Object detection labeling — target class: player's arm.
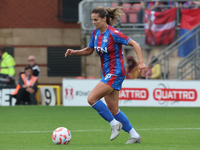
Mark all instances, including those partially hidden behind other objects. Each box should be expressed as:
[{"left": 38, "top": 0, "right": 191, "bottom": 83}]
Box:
[
  {"left": 127, "top": 39, "right": 147, "bottom": 76},
  {"left": 65, "top": 47, "right": 94, "bottom": 57}
]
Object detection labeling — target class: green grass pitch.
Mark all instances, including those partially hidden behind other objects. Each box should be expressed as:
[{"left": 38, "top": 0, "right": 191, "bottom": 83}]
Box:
[{"left": 0, "top": 106, "right": 199, "bottom": 150}]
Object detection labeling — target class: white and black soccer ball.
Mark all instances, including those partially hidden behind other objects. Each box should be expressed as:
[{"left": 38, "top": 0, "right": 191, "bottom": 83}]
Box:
[{"left": 52, "top": 127, "right": 71, "bottom": 145}]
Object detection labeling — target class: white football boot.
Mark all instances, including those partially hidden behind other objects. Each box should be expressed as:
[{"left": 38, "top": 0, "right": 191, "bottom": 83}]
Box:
[
  {"left": 110, "top": 121, "right": 122, "bottom": 140},
  {"left": 126, "top": 135, "right": 142, "bottom": 144}
]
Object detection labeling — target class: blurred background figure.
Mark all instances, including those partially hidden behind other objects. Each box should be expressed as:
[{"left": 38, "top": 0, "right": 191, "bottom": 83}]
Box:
[
  {"left": 20, "top": 55, "right": 41, "bottom": 78},
  {"left": 13, "top": 66, "right": 38, "bottom": 105},
  {"left": 27, "top": 55, "right": 41, "bottom": 78},
  {"left": 0, "top": 47, "right": 16, "bottom": 86},
  {"left": 182, "top": 1, "right": 200, "bottom": 9},
  {"left": 138, "top": 0, "right": 174, "bottom": 27},
  {"left": 146, "top": 65, "right": 152, "bottom": 79},
  {"left": 149, "top": 56, "right": 162, "bottom": 79},
  {"left": 125, "top": 56, "right": 141, "bottom": 79}
]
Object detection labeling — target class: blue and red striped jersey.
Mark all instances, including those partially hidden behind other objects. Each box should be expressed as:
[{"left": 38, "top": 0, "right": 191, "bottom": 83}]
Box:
[{"left": 88, "top": 25, "right": 130, "bottom": 77}]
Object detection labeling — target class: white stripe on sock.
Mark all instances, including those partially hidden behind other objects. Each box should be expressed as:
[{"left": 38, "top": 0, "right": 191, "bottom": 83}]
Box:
[
  {"left": 114, "top": 109, "right": 120, "bottom": 116},
  {"left": 91, "top": 101, "right": 98, "bottom": 107},
  {"left": 109, "top": 119, "right": 118, "bottom": 126},
  {"left": 129, "top": 128, "right": 140, "bottom": 138}
]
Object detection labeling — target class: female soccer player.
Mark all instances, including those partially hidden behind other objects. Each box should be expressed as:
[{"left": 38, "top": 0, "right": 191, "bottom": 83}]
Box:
[{"left": 65, "top": 6, "right": 147, "bottom": 144}]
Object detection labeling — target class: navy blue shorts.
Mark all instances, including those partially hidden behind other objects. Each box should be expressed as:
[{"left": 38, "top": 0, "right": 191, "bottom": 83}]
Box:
[{"left": 100, "top": 74, "right": 125, "bottom": 91}]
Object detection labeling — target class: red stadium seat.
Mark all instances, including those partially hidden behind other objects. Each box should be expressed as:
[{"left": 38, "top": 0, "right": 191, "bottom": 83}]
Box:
[
  {"left": 120, "top": 13, "right": 128, "bottom": 23},
  {"left": 75, "top": 76, "right": 85, "bottom": 79},
  {"left": 130, "top": 3, "right": 141, "bottom": 13},
  {"left": 121, "top": 3, "right": 131, "bottom": 13},
  {"left": 128, "top": 3, "right": 141, "bottom": 23},
  {"left": 86, "top": 76, "right": 96, "bottom": 79},
  {"left": 111, "top": 3, "right": 118, "bottom": 8},
  {"left": 129, "top": 13, "right": 138, "bottom": 23}
]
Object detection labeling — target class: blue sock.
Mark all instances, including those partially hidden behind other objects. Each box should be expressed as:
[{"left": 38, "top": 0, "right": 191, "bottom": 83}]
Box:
[
  {"left": 114, "top": 110, "right": 132, "bottom": 132},
  {"left": 92, "top": 100, "right": 114, "bottom": 122}
]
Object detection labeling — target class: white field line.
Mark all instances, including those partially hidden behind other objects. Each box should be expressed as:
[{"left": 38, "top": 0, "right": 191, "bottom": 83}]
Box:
[{"left": 0, "top": 128, "right": 200, "bottom": 134}]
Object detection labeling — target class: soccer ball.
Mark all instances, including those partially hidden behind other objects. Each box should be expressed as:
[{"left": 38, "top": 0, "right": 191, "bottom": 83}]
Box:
[{"left": 52, "top": 127, "right": 71, "bottom": 145}]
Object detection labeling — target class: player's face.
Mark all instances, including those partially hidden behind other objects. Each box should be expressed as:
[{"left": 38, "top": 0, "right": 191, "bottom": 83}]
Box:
[{"left": 91, "top": 13, "right": 106, "bottom": 30}]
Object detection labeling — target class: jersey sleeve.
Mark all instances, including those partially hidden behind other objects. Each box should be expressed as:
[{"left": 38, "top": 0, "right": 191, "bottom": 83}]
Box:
[
  {"left": 111, "top": 29, "right": 130, "bottom": 45},
  {"left": 88, "top": 29, "right": 96, "bottom": 49},
  {"left": 7, "top": 56, "right": 16, "bottom": 77}
]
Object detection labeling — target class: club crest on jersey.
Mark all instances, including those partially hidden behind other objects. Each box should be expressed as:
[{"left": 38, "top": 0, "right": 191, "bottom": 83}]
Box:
[
  {"left": 103, "top": 36, "right": 108, "bottom": 42},
  {"left": 114, "top": 30, "right": 119, "bottom": 33},
  {"left": 94, "top": 47, "right": 108, "bottom": 53}
]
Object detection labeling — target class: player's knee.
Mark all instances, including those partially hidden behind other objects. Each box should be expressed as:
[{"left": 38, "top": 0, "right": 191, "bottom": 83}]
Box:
[{"left": 87, "top": 95, "right": 95, "bottom": 105}]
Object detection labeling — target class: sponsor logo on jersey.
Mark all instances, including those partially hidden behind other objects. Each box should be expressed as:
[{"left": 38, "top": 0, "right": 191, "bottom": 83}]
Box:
[
  {"left": 119, "top": 88, "right": 149, "bottom": 100},
  {"left": 153, "top": 88, "right": 197, "bottom": 101},
  {"left": 94, "top": 46, "right": 108, "bottom": 53}
]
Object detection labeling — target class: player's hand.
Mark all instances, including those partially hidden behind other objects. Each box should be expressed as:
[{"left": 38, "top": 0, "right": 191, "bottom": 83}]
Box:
[
  {"left": 138, "top": 62, "right": 147, "bottom": 77},
  {"left": 65, "top": 49, "right": 76, "bottom": 57}
]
